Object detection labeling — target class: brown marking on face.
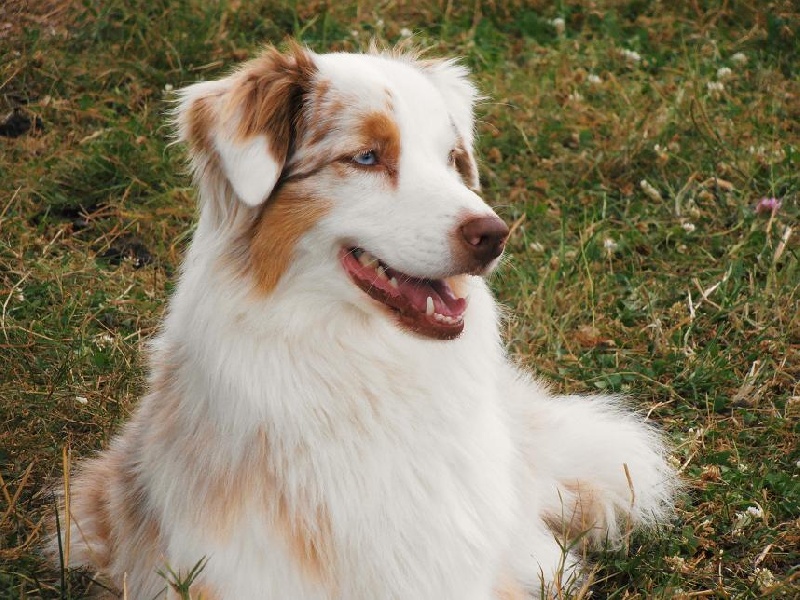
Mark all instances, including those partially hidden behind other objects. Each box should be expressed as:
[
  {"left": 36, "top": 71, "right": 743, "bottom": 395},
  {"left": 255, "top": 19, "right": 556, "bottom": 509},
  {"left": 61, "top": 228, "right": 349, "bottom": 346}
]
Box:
[
  {"left": 452, "top": 139, "right": 479, "bottom": 190},
  {"left": 494, "top": 573, "right": 527, "bottom": 600},
  {"left": 304, "top": 78, "right": 338, "bottom": 147},
  {"left": 248, "top": 186, "right": 331, "bottom": 295},
  {"left": 314, "top": 78, "right": 331, "bottom": 103},
  {"left": 304, "top": 94, "right": 346, "bottom": 149},
  {"left": 542, "top": 480, "right": 601, "bottom": 545},
  {"left": 355, "top": 111, "right": 401, "bottom": 184}
]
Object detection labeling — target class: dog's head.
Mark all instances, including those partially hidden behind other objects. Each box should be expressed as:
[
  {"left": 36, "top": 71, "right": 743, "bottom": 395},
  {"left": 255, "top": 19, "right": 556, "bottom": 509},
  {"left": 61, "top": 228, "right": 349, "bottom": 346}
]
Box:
[{"left": 176, "top": 43, "right": 508, "bottom": 340}]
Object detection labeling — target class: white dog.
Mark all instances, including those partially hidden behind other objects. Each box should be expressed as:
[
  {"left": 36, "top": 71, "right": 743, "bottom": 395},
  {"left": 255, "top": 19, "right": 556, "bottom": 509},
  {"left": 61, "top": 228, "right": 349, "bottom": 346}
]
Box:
[{"left": 52, "top": 43, "right": 677, "bottom": 599}]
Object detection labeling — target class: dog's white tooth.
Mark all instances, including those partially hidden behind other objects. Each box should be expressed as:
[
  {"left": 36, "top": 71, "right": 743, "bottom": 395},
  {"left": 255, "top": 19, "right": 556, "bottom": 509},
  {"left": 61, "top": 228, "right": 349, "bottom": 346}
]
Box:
[
  {"left": 426, "top": 296, "right": 434, "bottom": 316},
  {"left": 376, "top": 265, "right": 388, "bottom": 280},
  {"left": 389, "top": 277, "right": 399, "bottom": 288}
]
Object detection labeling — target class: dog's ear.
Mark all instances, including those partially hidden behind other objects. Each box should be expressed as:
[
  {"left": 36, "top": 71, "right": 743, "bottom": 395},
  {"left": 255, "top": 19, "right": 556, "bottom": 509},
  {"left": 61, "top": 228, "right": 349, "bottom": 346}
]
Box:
[
  {"left": 418, "top": 59, "right": 482, "bottom": 190},
  {"left": 175, "top": 44, "right": 316, "bottom": 208}
]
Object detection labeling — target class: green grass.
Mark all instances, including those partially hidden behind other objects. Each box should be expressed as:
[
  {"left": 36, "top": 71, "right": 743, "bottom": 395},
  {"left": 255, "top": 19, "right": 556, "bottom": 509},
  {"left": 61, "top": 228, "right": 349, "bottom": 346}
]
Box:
[{"left": 1, "top": 0, "right": 798, "bottom": 597}]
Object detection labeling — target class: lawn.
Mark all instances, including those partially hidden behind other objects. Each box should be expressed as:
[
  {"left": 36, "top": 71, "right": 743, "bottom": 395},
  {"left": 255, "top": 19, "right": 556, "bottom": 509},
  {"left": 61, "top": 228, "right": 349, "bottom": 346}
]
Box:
[{"left": 1, "top": 0, "right": 798, "bottom": 597}]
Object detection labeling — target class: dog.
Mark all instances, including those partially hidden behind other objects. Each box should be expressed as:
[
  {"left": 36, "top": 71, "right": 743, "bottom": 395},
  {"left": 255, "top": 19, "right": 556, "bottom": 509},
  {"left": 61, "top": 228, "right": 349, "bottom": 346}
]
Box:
[{"left": 50, "top": 42, "right": 678, "bottom": 599}]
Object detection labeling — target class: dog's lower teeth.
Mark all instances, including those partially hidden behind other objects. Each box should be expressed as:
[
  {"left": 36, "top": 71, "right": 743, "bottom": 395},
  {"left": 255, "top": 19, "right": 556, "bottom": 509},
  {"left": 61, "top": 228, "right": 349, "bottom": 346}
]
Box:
[
  {"left": 432, "top": 313, "right": 456, "bottom": 324},
  {"left": 376, "top": 265, "right": 388, "bottom": 280},
  {"left": 389, "top": 277, "right": 399, "bottom": 288}
]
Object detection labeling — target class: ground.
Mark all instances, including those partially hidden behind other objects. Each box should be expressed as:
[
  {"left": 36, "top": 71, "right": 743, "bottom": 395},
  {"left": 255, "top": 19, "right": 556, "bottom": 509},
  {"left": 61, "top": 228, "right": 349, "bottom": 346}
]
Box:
[{"left": 1, "top": 0, "right": 798, "bottom": 597}]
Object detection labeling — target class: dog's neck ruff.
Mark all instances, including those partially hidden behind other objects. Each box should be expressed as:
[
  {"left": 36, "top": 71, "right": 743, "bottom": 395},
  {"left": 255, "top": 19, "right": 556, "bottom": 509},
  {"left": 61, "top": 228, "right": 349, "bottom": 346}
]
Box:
[{"left": 340, "top": 247, "right": 467, "bottom": 340}]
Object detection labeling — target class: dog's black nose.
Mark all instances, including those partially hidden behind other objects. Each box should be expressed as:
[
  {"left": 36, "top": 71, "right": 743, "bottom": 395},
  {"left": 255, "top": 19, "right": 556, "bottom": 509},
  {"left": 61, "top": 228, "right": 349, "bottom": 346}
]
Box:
[{"left": 460, "top": 215, "right": 509, "bottom": 263}]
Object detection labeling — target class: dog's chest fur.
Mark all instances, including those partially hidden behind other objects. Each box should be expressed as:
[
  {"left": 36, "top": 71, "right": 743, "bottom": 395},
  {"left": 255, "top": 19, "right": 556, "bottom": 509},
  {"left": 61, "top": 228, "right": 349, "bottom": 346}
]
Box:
[{"left": 136, "top": 270, "right": 516, "bottom": 599}]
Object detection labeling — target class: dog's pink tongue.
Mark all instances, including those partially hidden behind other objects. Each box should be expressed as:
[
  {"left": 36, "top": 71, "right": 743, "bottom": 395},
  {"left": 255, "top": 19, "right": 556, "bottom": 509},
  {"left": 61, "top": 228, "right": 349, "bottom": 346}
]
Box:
[{"left": 395, "top": 276, "right": 466, "bottom": 317}]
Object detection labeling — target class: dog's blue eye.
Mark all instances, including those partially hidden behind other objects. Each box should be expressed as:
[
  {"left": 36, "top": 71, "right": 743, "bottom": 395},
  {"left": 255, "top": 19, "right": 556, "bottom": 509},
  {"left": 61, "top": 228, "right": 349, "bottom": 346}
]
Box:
[{"left": 353, "top": 150, "right": 378, "bottom": 166}]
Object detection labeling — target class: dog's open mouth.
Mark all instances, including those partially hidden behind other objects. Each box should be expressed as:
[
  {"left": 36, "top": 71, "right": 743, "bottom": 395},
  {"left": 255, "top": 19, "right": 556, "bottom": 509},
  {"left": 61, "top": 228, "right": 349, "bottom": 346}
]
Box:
[{"left": 341, "top": 248, "right": 467, "bottom": 340}]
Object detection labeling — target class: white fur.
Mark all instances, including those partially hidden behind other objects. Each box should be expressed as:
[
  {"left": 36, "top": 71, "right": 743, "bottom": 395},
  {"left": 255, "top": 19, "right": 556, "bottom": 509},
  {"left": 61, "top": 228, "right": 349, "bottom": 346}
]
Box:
[
  {"left": 215, "top": 133, "right": 281, "bottom": 206},
  {"left": 56, "top": 47, "right": 678, "bottom": 599}
]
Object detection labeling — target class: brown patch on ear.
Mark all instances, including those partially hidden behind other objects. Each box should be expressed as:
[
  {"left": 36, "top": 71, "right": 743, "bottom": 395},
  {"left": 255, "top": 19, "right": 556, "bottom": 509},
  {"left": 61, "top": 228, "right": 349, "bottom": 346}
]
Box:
[
  {"left": 248, "top": 187, "right": 330, "bottom": 295},
  {"left": 228, "top": 43, "right": 317, "bottom": 167},
  {"left": 185, "top": 96, "right": 216, "bottom": 157},
  {"left": 357, "top": 111, "right": 401, "bottom": 183}
]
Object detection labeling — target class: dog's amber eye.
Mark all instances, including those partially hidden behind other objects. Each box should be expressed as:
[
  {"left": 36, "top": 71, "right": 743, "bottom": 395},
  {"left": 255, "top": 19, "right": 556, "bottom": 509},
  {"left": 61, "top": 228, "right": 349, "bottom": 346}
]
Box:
[{"left": 353, "top": 150, "right": 379, "bottom": 166}]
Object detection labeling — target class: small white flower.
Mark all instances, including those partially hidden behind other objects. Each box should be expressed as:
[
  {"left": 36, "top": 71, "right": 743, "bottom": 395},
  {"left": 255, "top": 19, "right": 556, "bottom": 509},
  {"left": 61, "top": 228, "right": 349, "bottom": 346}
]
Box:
[
  {"left": 732, "top": 511, "right": 751, "bottom": 533},
  {"left": 75, "top": 396, "right": 88, "bottom": 405},
  {"left": 640, "top": 179, "right": 662, "bottom": 202},
  {"left": 796, "top": 459, "right": 800, "bottom": 469},
  {"left": 682, "top": 222, "right": 696, "bottom": 233},
  {"left": 707, "top": 81, "right": 724, "bottom": 95},
  {"left": 620, "top": 49, "right": 642, "bottom": 64},
  {"left": 567, "top": 92, "right": 583, "bottom": 103},
  {"left": 751, "top": 567, "right": 776, "bottom": 590},
  {"left": 399, "top": 27, "right": 412, "bottom": 38},
  {"left": 587, "top": 74, "right": 602, "bottom": 85},
  {"left": 529, "top": 242, "right": 545, "bottom": 253},
  {"left": 731, "top": 52, "right": 747, "bottom": 66},
  {"left": 350, "top": 29, "right": 359, "bottom": 38},
  {"left": 603, "top": 238, "right": 619, "bottom": 253},
  {"left": 746, "top": 505, "right": 763, "bottom": 518},
  {"left": 550, "top": 17, "right": 565, "bottom": 35},
  {"left": 15, "top": 291, "right": 24, "bottom": 302},
  {"left": 376, "top": 18, "right": 384, "bottom": 28},
  {"left": 164, "top": 83, "right": 173, "bottom": 92},
  {"left": 717, "top": 66, "right": 732, "bottom": 79}
]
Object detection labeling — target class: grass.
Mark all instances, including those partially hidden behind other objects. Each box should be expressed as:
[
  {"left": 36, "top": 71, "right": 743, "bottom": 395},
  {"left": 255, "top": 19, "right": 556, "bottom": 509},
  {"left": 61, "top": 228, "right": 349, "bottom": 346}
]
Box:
[{"left": 1, "top": 0, "right": 798, "bottom": 597}]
